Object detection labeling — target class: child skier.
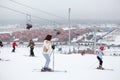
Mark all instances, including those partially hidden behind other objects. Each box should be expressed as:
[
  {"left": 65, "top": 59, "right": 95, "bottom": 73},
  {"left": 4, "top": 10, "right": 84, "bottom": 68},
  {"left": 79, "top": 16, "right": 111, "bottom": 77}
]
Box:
[
  {"left": 96, "top": 45, "right": 104, "bottom": 70},
  {"left": 41, "top": 35, "right": 52, "bottom": 72}
]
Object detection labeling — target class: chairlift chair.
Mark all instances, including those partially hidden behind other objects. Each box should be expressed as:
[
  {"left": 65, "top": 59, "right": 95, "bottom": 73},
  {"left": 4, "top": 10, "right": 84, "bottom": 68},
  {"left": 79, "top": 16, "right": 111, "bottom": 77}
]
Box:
[{"left": 26, "top": 14, "right": 32, "bottom": 30}]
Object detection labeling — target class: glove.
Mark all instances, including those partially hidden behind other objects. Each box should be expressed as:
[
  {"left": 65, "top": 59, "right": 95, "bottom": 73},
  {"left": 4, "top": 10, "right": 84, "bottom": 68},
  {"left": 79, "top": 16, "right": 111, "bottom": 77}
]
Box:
[{"left": 51, "top": 45, "right": 55, "bottom": 50}]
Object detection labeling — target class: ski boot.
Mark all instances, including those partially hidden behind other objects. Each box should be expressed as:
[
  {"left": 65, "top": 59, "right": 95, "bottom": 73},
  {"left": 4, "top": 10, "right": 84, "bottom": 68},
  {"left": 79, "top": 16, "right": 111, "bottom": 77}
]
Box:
[
  {"left": 46, "top": 67, "right": 52, "bottom": 71},
  {"left": 97, "top": 66, "right": 104, "bottom": 70},
  {"left": 41, "top": 67, "right": 52, "bottom": 72},
  {"left": 41, "top": 67, "right": 47, "bottom": 72}
]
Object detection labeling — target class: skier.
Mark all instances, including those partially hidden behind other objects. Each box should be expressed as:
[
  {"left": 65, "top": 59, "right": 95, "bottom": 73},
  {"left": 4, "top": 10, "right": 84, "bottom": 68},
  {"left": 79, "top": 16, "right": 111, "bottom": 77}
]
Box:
[
  {"left": 12, "top": 41, "right": 17, "bottom": 52},
  {"left": 96, "top": 45, "right": 104, "bottom": 70},
  {"left": 0, "top": 40, "right": 3, "bottom": 47},
  {"left": 41, "top": 35, "right": 52, "bottom": 72},
  {"left": 0, "top": 40, "right": 3, "bottom": 60},
  {"left": 27, "top": 39, "right": 35, "bottom": 56}
]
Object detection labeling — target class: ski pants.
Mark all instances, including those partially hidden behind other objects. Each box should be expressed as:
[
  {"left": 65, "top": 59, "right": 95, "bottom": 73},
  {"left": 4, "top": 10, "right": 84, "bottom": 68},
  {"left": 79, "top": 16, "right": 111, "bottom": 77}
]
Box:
[
  {"left": 43, "top": 54, "right": 50, "bottom": 68},
  {"left": 12, "top": 46, "right": 15, "bottom": 52},
  {"left": 30, "top": 47, "right": 34, "bottom": 56},
  {"left": 97, "top": 56, "right": 103, "bottom": 66}
]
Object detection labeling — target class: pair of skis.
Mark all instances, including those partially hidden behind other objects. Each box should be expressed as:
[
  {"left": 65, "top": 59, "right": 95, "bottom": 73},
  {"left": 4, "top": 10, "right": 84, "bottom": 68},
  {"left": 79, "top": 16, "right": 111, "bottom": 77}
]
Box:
[
  {"left": 96, "top": 67, "right": 114, "bottom": 71},
  {"left": 33, "top": 69, "right": 67, "bottom": 72}
]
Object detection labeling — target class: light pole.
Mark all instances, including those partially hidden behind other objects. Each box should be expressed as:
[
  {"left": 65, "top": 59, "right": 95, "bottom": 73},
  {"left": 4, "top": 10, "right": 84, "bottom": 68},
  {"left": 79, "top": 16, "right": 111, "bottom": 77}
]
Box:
[
  {"left": 94, "top": 26, "right": 97, "bottom": 54},
  {"left": 68, "top": 8, "right": 71, "bottom": 54}
]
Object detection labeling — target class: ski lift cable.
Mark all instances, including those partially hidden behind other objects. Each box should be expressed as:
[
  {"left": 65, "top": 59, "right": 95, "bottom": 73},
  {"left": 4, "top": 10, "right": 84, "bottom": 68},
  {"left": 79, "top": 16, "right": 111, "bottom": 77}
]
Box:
[
  {"left": 0, "top": 5, "right": 59, "bottom": 24},
  {"left": 0, "top": 5, "right": 26, "bottom": 16},
  {"left": 9, "top": 0, "right": 67, "bottom": 20}
]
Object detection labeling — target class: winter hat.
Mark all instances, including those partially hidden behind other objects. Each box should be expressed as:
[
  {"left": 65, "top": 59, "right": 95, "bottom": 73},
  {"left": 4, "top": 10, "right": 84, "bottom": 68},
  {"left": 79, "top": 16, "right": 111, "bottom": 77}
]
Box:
[{"left": 100, "top": 46, "right": 104, "bottom": 50}]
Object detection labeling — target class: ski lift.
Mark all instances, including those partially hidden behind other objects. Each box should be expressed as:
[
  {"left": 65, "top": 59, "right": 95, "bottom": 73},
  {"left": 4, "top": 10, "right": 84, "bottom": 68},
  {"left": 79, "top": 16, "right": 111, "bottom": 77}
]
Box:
[
  {"left": 56, "top": 31, "right": 61, "bottom": 35},
  {"left": 26, "top": 14, "right": 32, "bottom": 30},
  {"left": 26, "top": 23, "right": 32, "bottom": 30},
  {"left": 54, "top": 29, "right": 61, "bottom": 35}
]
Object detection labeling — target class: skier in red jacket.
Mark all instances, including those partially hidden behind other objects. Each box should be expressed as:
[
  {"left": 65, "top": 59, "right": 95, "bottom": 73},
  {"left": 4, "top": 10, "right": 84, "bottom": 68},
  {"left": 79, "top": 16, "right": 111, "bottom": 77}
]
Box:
[{"left": 12, "top": 41, "right": 17, "bottom": 52}]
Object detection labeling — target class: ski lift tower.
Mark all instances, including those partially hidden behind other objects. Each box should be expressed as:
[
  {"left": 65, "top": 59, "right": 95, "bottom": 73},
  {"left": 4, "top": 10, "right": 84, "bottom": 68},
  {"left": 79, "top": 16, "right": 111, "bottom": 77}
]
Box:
[{"left": 68, "top": 8, "right": 71, "bottom": 54}]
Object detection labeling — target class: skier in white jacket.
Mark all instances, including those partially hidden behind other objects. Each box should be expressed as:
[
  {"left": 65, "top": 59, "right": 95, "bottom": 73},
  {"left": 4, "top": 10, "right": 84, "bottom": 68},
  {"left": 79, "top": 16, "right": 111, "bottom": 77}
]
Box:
[{"left": 41, "top": 35, "right": 52, "bottom": 71}]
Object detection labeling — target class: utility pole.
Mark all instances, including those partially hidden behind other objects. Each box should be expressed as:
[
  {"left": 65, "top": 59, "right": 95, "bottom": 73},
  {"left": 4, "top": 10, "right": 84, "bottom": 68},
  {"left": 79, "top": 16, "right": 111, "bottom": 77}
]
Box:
[
  {"left": 94, "top": 26, "right": 97, "bottom": 54},
  {"left": 68, "top": 8, "right": 71, "bottom": 54}
]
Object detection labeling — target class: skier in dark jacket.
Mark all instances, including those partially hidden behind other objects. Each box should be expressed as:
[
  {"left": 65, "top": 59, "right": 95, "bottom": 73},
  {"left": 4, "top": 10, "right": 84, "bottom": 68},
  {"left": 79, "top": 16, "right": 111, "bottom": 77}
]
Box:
[
  {"left": 0, "top": 40, "right": 3, "bottom": 60},
  {"left": 27, "top": 39, "right": 35, "bottom": 56},
  {"left": 0, "top": 40, "right": 3, "bottom": 47}
]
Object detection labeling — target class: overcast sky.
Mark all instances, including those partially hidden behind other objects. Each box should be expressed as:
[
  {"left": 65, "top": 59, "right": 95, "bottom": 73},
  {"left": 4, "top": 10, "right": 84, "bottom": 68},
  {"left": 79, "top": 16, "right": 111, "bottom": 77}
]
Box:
[{"left": 0, "top": 0, "right": 120, "bottom": 24}]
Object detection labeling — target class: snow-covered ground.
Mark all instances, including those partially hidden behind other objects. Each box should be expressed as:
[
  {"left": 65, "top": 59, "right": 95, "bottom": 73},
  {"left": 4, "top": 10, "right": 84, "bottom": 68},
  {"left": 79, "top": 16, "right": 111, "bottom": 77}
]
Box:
[{"left": 0, "top": 47, "right": 120, "bottom": 80}]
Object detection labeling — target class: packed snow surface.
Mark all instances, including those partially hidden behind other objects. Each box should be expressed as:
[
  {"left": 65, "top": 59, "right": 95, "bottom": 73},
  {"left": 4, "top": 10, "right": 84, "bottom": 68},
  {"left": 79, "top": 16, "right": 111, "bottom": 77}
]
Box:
[{"left": 0, "top": 47, "right": 120, "bottom": 80}]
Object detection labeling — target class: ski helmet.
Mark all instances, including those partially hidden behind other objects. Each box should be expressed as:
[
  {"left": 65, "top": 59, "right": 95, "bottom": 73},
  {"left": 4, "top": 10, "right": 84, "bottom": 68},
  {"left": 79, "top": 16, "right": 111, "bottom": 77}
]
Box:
[{"left": 100, "top": 46, "right": 104, "bottom": 50}]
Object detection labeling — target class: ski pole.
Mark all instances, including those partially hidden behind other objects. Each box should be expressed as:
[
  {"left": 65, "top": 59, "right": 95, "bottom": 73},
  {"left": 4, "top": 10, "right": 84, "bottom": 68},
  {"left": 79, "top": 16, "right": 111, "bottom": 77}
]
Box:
[
  {"left": 52, "top": 50, "right": 54, "bottom": 71},
  {"left": 50, "top": 50, "right": 54, "bottom": 57},
  {"left": 49, "top": 49, "right": 55, "bottom": 71},
  {"left": 88, "top": 61, "right": 98, "bottom": 69},
  {"left": 27, "top": 47, "right": 30, "bottom": 55}
]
